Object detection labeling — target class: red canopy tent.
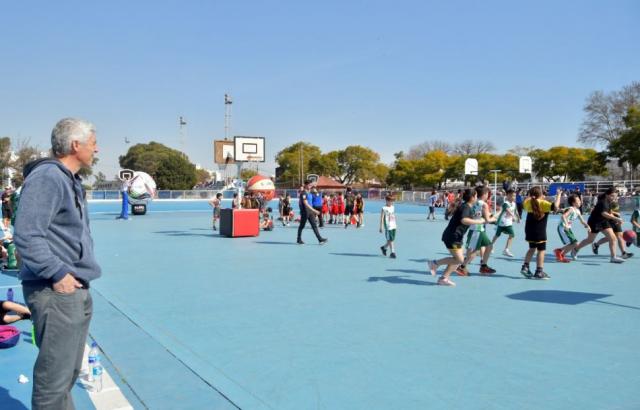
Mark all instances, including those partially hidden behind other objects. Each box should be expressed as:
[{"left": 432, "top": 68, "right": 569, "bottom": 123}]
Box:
[{"left": 315, "top": 176, "right": 345, "bottom": 191}]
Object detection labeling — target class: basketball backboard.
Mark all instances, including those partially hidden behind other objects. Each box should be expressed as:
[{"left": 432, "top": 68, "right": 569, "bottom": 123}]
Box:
[
  {"left": 464, "top": 158, "right": 478, "bottom": 175},
  {"left": 234, "top": 136, "right": 265, "bottom": 162},
  {"left": 118, "top": 169, "right": 135, "bottom": 181},
  {"left": 214, "top": 140, "right": 236, "bottom": 165}
]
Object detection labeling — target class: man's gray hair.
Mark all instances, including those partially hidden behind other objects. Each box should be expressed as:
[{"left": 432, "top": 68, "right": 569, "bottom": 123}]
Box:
[{"left": 51, "top": 118, "right": 96, "bottom": 157}]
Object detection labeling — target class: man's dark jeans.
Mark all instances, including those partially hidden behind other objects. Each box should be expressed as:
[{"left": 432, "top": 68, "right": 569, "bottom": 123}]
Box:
[{"left": 297, "top": 212, "right": 323, "bottom": 242}]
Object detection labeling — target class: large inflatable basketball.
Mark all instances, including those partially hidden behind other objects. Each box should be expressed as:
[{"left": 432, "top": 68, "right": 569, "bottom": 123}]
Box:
[
  {"left": 128, "top": 171, "right": 156, "bottom": 200},
  {"left": 246, "top": 175, "right": 275, "bottom": 201}
]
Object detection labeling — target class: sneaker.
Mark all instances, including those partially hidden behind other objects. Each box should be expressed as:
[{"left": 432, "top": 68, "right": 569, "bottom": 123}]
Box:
[
  {"left": 380, "top": 246, "right": 387, "bottom": 256},
  {"left": 297, "top": 240, "right": 305, "bottom": 245},
  {"left": 437, "top": 276, "right": 456, "bottom": 287},
  {"left": 502, "top": 249, "right": 514, "bottom": 257},
  {"left": 319, "top": 238, "right": 328, "bottom": 245},
  {"left": 533, "top": 271, "right": 550, "bottom": 280},
  {"left": 428, "top": 260, "right": 438, "bottom": 276},
  {"left": 390, "top": 252, "right": 396, "bottom": 259},
  {"left": 479, "top": 265, "right": 496, "bottom": 275},
  {"left": 520, "top": 265, "right": 533, "bottom": 279},
  {"left": 553, "top": 248, "right": 564, "bottom": 262},
  {"left": 455, "top": 265, "right": 469, "bottom": 276},
  {"left": 213, "top": 227, "right": 217, "bottom": 231},
  {"left": 622, "top": 252, "right": 633, "bottom": 259},
  {"left": 570, "top": 249, "right": 578, "bottom": 260},
  {"left": 610, "top": 256, "right": 625, "bottom": 263},
  {"left": 592, "top": 243, "right": 599, "bottom": 255}
]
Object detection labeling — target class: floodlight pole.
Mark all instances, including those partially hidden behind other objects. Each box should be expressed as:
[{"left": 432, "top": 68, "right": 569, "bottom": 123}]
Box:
[
  {"left": 490, "top": 169, "right": 501, "bottom": 215},
  {"left": 179, "top": 116, "right": 187, "bottom": 156}
]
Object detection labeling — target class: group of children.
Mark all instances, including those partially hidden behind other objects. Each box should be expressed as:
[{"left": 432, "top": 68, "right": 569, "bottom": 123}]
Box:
[
  {"left": 207, "top": 185, "right": 639, "bottom": 288},
  {"left": 429, "top": 186, "right": 638, "bottom": 286},
  {"left": 277, "top": 188, "right": 366, "bottom": 228}
]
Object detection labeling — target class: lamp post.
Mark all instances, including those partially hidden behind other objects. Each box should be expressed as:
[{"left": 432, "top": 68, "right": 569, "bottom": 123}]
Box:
[{"left": 489, "top": 169, "right": 501, "bottom": 215}]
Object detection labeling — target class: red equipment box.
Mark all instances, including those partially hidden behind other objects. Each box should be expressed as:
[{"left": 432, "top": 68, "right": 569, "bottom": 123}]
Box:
[{"left": 220, "top": 208, "right": 260, "bottom": 237}]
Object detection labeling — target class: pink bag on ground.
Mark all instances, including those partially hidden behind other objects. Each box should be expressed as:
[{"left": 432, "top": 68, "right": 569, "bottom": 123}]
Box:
[{"left": 0, "top": 325, "right": 20, "bottom": 348}]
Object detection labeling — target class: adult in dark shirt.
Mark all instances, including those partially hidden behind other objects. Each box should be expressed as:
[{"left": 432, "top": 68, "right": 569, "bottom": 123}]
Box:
[
  {"left": 297, "top": 180, "right": 327, "bottom": 245},
  {"left": 573, "top": 188, "right": 625, "bottom": 263},
  {"left": 344, "top": 187, "right": 356, "bottom": 229},
  {"left": 311, "top": 187, "right": 324, "bottom": 228},
  {"left": 515, "top": 188, "right": 524, "bottom": 219}
]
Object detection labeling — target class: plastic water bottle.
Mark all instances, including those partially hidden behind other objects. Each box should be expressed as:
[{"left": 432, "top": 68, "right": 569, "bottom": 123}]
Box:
[
  {"left": 88, "top": 342, "right": 103, "bottom": 391},
  {"left": 6, "top": 288, "right": 13, "bottom": 302}
]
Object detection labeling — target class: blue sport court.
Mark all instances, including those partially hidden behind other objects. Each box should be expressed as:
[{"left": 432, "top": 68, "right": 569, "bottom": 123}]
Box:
[{"left": 2, "top": 200, "right": 639, "bottom": 409}]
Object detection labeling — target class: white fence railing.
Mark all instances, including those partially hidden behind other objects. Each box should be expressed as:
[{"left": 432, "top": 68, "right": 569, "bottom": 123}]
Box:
[{"left": 88, "top": 179, "right": 640, "bottom": 211}]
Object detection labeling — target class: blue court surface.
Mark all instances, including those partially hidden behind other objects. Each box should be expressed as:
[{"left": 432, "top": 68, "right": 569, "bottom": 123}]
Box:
[{"left": 2, "top": 200, "right": 639, "bottom": 409}]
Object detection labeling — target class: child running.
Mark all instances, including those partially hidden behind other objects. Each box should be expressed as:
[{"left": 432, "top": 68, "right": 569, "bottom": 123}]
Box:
[
  {"left": 208, "top": 192, "right": 222, "bottom": 230},
  {"left": 554, "top": 194, "right": 590, "bottom": 262},
  {"left": 520, "top": 187, "right": 562, "bottom": 279},
  {"left": 457, "top": 186, "right": 497, "bottom": 276},
  {"left": 491, "top": 188, "right": 520, "bottom": 257},
  {"left": 573, "top": 188, "right": 626, "bottom": 263},
  {"left": 379, "top": 195, "right": 397, "bottom": 258},
  {"left": 591, "top": 199, "right": 634, "bottom": 259},
  {"left": 429, "top": 188, "right": 486, "bottom": 286}
]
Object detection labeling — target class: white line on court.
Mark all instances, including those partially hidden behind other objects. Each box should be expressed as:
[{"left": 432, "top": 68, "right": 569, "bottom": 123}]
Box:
[{"left": 79, "top": 344, "right": 134, "bottom": 410}]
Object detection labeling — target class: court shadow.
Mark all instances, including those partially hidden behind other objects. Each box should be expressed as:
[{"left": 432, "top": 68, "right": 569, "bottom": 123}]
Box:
[
  {"left": 153, "top": 230, "right": 225, "bottom": 238},
  {"left": 368, "top": 275, "right": 436, "bottom": 286},
  {"left": 506, "top": 290, "right": 640, "bottom": 310},
  {"left": 254, "top": 241, "right": 298, "bottom": 246},
  {"left": 0, "top": 386, "right": 27, "bottom": 410},
  {"left": 386, "top": 268, "right": 428, "bottom": 275},
  {"left": 22, "top": 330, "right": 34, "bottom": 344},
  {"left": 478, "top": 273, "right": 524, "bottom": 280},
  {"left": 330, "top": 253, "right": 381, "bottom": 258}
]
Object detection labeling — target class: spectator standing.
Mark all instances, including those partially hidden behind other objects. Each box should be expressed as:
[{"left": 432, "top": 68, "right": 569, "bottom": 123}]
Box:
[{"left": 15, "top": 118, "right": 101, "bottom": 409}]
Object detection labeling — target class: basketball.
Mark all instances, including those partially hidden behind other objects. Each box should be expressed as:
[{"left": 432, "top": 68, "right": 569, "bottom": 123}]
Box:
[
  {"left": 246, "top": 175, "right": 275, "bottom": 201},
  {"left": 622, "top": 230, "right": 636, "bottom": 244}
]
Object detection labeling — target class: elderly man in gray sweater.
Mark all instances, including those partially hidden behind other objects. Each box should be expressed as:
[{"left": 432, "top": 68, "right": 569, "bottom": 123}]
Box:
[{"left": 15, "top": 117, "right": 101, "bottom": 410}]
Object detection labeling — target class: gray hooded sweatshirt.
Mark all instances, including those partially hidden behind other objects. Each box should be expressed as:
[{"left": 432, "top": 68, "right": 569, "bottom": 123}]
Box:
[{"left": 14, "top": 158, "right": 101, "bottom": 286}]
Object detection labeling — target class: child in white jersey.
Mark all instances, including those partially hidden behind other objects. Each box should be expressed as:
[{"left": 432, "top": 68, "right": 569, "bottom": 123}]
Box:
[
  {"left": 208, "top": 192, "right": 222, "bottom": 230},
  {"left": 491, "top": 189, "right": 520, "bottom": 257},
  {"left": 379, "top": 195, "right": 397, "bottom": 258},
  {"left": 456, "top": 186, "right": 497, "bottom": 276},
  {"left": 554, "top": 194, "right": 590, "bottom": 262}
]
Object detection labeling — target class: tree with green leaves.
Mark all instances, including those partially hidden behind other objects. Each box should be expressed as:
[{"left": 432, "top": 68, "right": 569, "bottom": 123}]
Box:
[
  {"left": 274, "top": 142, "right": 322, "bottom": 186},
  {"left": 240, "top": 168, "right": 258, "bottom": 180},
  {"left": 607, "top": 106, "right": 640, "bottom": 179},
  {"left": 119, "top": 142, "right": 196, "bottom": 189},
  {"left": 328, "top": 145, "right": 381, "bottom": 185},
  {"left": 195, "top": 168, "right": 212, "bottom": 185},
  {"left": 92, "top": 171, "right": 107, "bottom": 189},
  {"left": 530, "top": 146, "right": 607, "bottom": 182},
  {"left": 10, "top": 139, "right": 42, "bottom": 187}
]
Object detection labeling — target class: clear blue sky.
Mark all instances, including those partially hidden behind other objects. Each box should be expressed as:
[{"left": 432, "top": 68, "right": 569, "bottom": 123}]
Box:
[{"left": 1, "top": 0, "right": 638, "bottom": 180}]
